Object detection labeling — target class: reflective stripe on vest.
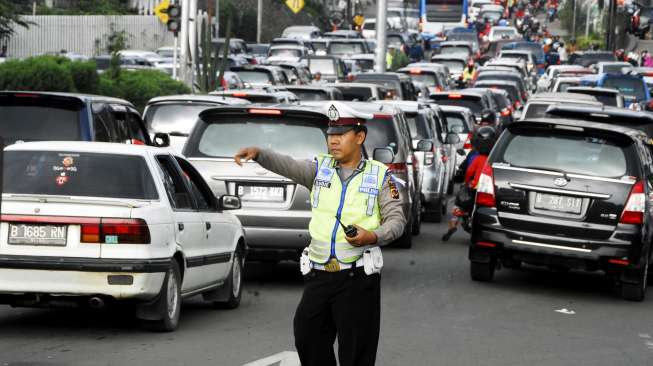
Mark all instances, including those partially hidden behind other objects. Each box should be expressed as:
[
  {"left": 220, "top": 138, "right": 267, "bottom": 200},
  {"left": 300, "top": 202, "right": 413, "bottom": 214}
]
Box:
[{"left": 308, "top": 154, "right": 388, "bottom": 264}]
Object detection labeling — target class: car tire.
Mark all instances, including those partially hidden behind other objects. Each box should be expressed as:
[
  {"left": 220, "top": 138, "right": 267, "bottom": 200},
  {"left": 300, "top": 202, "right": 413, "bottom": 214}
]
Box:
[
  {"left": 426, "top": 199, "right": 443, "bottom": 223},
  {"left": 214, "top": 249, "right": 243, "bottom": 309},
  {"left": 411, "top": 199, "right": 422, "bottom": 235},
  {"left": 621, "top": 255, "right": 648, "bottom": 302},
  {"left": 144, "top": 261, "right": 182, "bottom": 332},
  {"left": 447, "top": 180, "right": 455, "bottom": 195},
  {"left": 470, "top": 261, "right": 495, "bottom": 282}
]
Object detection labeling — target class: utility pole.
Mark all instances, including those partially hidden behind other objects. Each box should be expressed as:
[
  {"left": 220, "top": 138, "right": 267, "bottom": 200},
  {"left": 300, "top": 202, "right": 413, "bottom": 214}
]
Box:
[
  {"left": 346, "top": 0, "right": 352, "bottom": 29},
  {"left": 375, "top": 0, "right": 387, "bottom": 72},
  {"left": 257, "top": 0, "right": 262, "bottom": 43},
  {"left": 607, "top": 0, "right": 617, "bottom": 51}
]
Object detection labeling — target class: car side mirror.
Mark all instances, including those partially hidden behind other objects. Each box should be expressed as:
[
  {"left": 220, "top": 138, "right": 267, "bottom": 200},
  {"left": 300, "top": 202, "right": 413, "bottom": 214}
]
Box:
[
  {"left": 153, "top": 132, "right": 170, "bottom": 147},
  {"left": 373, "top": 147, "right": 395, "bottom": 164},
  {"left": 416, "top": 139, "right": 433, "bottom": 152},
  {"left": 218, "top": 195, "right": 241, "bottom": 210},
  {"left": 445, "top": 133, "right": 461, "bottom": 144}
]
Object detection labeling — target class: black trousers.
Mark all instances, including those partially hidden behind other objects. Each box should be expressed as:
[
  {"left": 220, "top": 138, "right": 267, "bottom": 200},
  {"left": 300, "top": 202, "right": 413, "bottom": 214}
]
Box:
[{"left": 294, "top": 267, "right": 381, "bottom": 366}]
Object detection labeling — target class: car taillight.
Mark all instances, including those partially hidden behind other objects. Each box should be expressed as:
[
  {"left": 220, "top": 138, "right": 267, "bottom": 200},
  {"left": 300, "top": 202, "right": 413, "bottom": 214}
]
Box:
[
  {"left": 620, "top": 181, "right": 645, "bottom": 225},
  {"left": 387, "top": 163, "right": 408, "bottom": 174},
  {"left": 81, "top": 218, "right": 150, "bottom": 244},
  {"left": 500, "top": 108, "right": 511, "bottom": 117},
  {"left": 463, "top": 133, "right": 472, "bottom": 150},
  {"left": 475, "top": 163, "right": 496, "bottom": 207},
  {"left": 221, "top": 77, "right": 228, "bottom": 89}
]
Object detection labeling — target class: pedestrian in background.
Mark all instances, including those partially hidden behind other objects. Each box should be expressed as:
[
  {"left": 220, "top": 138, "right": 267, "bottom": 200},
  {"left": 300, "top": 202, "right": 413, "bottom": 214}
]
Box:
[{"left": 233, "top": 102, "right": 407, "bottom": 366}]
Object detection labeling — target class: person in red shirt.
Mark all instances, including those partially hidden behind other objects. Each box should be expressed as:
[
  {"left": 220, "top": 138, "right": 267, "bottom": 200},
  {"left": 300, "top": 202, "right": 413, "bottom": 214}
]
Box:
[{"left": 442, "top": 123, "right": 497, "bottom": 241}]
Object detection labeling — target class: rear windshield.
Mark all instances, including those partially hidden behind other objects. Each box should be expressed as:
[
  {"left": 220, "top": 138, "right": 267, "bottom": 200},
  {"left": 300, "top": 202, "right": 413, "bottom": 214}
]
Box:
[
  {"left": 0, "top": 97, "right": 82, "bottom": 144},
  {"left": 336, "top": 86, "right": 374, "bottom": 101},
  {"left": 306, "top": 59, "right": 336, "bottom": 75},
  {"left": 354, "top": 78, "right": 400, "bottom": 96},
  {"left": 406, "top": 73, "right": 437, "bottom": 86},
  {"left": 434, "top": 60, "right": 464, "bottom": 72},
  {"left": 440, "top": 46, "right": 471, "bottom": 57},
  {"left": 555, "top": 81, "right": 579, "bottom": 92},
  {"left": 365, "top": 118, "right": 400, "bottom": 156},
  {"left": 500, "top": 53, "right": 530, "bottom": 62},
  {"left": 288, "top": 90, "right": 329, "bottom": 101},
  {"left": 508, "top": 44, "right": 544, "bottom": 62},
  {"left": 431, "top": 96, "right": 483, "bottom": 115},
  {"left": 329, "top": 42, "right": 366, "bottom": 55},
  {"left": 406, "top": 113, "right": 432, "bottom": 140},
  {"left": 602, "top": 77, "right": 647, "bottom": 101},
  {"left": 602, "top": 64, "right": 630, "bottom": 74},
  {"left": 479, "top": 10, "right": 502, "bottom": 21},
  {"left": 269, "top": 48, "right": 301, "bottom": 58},
  {"left": 477, "top": 83, "right": 519, "bottom": 102},
  {"left": 492, "top": 28, "right": 517, "bottom": 38},
  {"left": 226, "top": 94, "right": 277, "bottom": 103},
  {"left": 235, "top": 71, "right": 273, "bottom": 84},
  {"left": 310, "top": 42, "right": 328, "bottom": 52},
  {"left": 444, "top": 112, "right": 470, "bottom": 133},
  {"left": 387, "top": 35, "right": 404, "bottom": 48},
  {"left": 187, "top": 117, "right": 327, "bottom": 159},
  {"left": 495, "top": 128, "right": 634, "bottom": 178},
  {"left": 4, "top": 151, "right": 158, "bottom": 199},
  {"left": 145, "top": 103, "right": 214, "bottom": 134},
  {"left": 523, "top": 103, "right": 551, "bottom": 118}
]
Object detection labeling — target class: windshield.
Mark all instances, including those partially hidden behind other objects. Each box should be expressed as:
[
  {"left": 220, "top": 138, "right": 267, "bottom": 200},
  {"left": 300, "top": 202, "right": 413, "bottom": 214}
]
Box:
[
  {"left": 498, "top": 128, "right": 631, "bottom": 177},
  {"left": 144, "top": 103, "right": 214, "bottom": 134},
  {"left": 329, "top": 42, "right": 366, "bottom": 55},
  {"left": 4, "top": 151, "right": 158, "bottom": 199},
  {"left": 444, "top": 112, "right": 470, "bottom": 133},
  {"left": 431, "top": 97, "right": 483, "bottom": 115},
  {"left": 269, "top": 48, "right": 301, "bottom": 58},
  {"left": 440, "top": 46, "right": 471, "bottom": 57},
  {"left": 0, "top": 99, "right": 82, "bottom": 144},
  {"left": 602, "top": 77, "right": 647, "bottom": 101},
  {"left": 190, "top": 118, "right": 327, "bottom": 159},
  {"left": 435, "top": 60, "right": 464, "bottom": 72},
  {"left": 235, "top": 71, "right": 273, "bottom": 84},
  {"left": 406, "top": 114, "right": 432, "bottom": 140},
  {"left": 307, "top": 58, "right": 336, "bottom": 75},
  {"left": 364, "top": 118, "right": 400, "bottom": 156}
]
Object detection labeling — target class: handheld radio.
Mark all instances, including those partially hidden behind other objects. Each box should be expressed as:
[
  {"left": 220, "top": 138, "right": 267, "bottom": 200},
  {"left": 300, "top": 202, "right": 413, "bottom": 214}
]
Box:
[{"left": 335, "top": 216, "right": 358, "bottom": 238}]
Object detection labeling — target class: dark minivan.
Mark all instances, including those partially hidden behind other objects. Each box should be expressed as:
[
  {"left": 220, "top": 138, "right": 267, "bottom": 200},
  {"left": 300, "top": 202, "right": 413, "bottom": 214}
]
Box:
[
  {"left": 470, "top": 118, "right": 652, "bottom": 301},
  {"left": 0, "top": 91, "right": 151, "bottom": 146}
]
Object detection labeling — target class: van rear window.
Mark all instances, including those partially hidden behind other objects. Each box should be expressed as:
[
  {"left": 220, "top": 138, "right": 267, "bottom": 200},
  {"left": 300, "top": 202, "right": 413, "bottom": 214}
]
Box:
[
  {"left": 4, "top": 151, "right": 158, "bottom": 199},
  {"left": 495, "top": 128, "right": 634, "bottom": 178}
]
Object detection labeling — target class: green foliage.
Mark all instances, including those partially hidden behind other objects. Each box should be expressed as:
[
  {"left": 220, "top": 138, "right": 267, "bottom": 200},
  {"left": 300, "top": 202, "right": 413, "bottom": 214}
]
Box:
[
  {"left": 0, "top": 55, "right": 189, "bottom": 112},
  {"left": 0, "top": 0, "right": 33, "bottom": 39},
  {"left": 100, "top": 70, "right": 190, "bottom": 112},
  {"left": 32, "top": 0, "right": 136, "bottom": 15},
  {"left": 575, "top": 34, "right": 606, "bottom": 50}
]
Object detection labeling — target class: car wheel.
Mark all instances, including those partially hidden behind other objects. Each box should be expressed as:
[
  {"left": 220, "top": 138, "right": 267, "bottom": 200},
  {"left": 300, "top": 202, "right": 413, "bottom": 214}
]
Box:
[
  {"left": 214, "top": 250, "right": 243, "bottom": 309},
  {"left": 144, "top": 261, "right": 182, "bottom": 332},
  {"left": 411, "top": 199, "right": 422, "bottom": 235},
  {"left": 425, "top": 198, "right": 443, "bottom": 223},
  {"left": 470, "top": 261, "right": 495, "bottom": 282},
  {"left": 621, "top": 254, "right": 648, "bottom": 302},
  {"left": 447, "top": 180, "right": 455, "bottom": 195}
]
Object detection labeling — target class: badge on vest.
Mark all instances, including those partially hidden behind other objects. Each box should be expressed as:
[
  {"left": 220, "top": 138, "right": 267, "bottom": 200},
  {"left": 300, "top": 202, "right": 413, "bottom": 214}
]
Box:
[
  {"left": 315, "top": 167, "right": 335, "bottom": 188},
  {"left": 359, "top": 173, "right": 378, "bottom": 195}
]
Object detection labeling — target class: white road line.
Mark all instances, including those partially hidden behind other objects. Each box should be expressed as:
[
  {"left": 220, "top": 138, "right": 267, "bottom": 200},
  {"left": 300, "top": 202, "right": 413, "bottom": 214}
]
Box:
[{"left": 243, "top": 351, "right": 300, "bottom": 366}]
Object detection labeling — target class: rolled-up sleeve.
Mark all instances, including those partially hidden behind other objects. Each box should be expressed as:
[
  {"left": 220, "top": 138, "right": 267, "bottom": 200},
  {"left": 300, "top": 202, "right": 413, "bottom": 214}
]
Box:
[
  {"left": 373, "top": 174, "right": 408, "bottom": 246},
  {"left": 254, "top": 149, "right": 316, "bottom": 189}
]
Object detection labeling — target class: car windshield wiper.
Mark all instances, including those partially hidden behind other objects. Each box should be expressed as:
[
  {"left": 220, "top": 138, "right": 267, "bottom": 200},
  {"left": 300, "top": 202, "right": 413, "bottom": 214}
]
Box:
[{"left": 510, "top": 164, "right": 571, "bottom": 181}]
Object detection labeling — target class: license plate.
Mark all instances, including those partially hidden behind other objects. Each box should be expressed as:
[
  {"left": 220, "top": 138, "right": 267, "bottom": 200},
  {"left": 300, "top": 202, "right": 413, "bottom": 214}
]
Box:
[
  {"left": 237, "top": 185, "right": 285, "bottom": 202},
  {"left": 534, "top": 193, "right": 582, "bottom": 214},
  {"left": 8, "top": 224, "right": 67, "bottom": 246}
]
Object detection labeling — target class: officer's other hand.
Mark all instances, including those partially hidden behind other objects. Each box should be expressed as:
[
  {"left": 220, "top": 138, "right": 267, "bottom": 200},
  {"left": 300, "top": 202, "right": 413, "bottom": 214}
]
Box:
[
  {"left": 234, "top": 147, "right": 260, "bottom": 166},
  {"left": 345, "top": 225, "right": 377, "bottom": 247}
]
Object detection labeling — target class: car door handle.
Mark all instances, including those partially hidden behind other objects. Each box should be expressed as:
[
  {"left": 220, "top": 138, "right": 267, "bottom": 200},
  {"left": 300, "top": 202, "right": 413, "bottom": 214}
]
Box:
[
  {"left": 178, "top": 223, "right": 184, "bottom": 231},
  {"left": 206, "top": 222, "right": 212, "bottom": 230}
]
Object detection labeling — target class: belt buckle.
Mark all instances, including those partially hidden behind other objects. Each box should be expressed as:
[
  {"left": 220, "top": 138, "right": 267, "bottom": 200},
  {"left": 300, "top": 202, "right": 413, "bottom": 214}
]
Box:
[{"left": 324, "top": 258, "right": 341, "bottom": 272}]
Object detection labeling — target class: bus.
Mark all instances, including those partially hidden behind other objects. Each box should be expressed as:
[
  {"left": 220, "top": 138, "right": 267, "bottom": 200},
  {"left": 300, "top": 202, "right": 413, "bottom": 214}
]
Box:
[{"left": 419, "top": 0, "right": 468, "bottom": 35}]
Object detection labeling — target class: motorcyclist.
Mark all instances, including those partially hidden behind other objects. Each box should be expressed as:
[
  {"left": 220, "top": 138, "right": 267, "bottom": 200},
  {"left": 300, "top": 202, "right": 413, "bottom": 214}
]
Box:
[
  {"left": 442, "top": 124, "right": 498, "bottom": 241},
  {"left": 462, "top": 58, "right": 477, "bottom": 85}
]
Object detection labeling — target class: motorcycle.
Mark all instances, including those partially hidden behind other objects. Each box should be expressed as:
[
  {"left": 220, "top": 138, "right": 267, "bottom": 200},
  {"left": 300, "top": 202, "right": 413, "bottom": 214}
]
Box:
[{"left": 547, "top": 6, "right": 557, "bottom": 22}]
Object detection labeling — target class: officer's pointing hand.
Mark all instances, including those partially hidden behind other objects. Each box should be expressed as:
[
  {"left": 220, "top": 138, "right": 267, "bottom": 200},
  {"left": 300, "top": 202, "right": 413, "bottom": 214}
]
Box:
[
  {"left": 234, "top": 147, "right": 260, "bottom": 166},
  {"left": 345, "top": 225, "right": 377, "bottom": 247}
]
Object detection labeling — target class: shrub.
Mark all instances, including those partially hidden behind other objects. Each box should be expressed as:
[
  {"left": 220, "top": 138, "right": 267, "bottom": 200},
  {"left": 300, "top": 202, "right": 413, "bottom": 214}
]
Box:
[
  {"left": 0, "top": 56, "right": 75, "bottom": 92},
  {"left": 66, "top": 60, "right": 99, "bottom": 94},
  {"left": 99, "top": 70, "right": 190, "bottom": 112}
]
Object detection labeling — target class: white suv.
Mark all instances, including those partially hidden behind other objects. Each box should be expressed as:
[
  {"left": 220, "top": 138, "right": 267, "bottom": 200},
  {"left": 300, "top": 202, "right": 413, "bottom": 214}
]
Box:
[{"left": 0, "top": 141, "right": 245, "bottom": 331}]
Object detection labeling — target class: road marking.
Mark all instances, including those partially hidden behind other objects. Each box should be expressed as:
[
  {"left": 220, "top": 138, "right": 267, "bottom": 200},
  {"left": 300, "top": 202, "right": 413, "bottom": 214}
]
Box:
[{"left": 243, "top": 351, "right": 300, "bottom": 366}]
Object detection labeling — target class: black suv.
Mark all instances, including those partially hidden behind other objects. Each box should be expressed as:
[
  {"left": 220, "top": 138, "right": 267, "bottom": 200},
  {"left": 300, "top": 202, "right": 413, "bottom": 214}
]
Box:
[{"left": 470, "top": 117, "right": 652, "bottom": 301}]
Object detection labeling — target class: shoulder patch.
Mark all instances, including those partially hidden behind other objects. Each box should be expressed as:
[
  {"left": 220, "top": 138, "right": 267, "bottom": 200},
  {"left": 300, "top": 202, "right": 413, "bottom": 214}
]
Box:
[{"left": 388, "top": 179, "right": 400, "bottom": 200}]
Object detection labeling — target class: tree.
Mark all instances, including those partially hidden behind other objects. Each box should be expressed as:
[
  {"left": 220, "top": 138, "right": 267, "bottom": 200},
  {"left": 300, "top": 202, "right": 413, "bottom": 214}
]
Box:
[{"left": 0, "top": 0, "right": 32, "bottom": 40}]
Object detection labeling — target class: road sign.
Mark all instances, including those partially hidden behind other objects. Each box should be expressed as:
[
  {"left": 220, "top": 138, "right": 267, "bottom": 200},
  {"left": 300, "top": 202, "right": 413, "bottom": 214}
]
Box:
[
  {"left": 154, "top": 0, "right": 170, "bottom": 24},
  {"left": 285, "top": 0, "right": 305, "bottom": 14}
]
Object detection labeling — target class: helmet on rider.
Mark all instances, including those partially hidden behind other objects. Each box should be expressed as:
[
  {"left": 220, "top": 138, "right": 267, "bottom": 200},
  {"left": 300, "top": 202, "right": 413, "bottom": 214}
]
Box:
[
  {"left": 472, "top": 126, "right": 498, "bottom": 155},
  {"left": 479, "top": 109, "right": 496, "bottom": 126}
]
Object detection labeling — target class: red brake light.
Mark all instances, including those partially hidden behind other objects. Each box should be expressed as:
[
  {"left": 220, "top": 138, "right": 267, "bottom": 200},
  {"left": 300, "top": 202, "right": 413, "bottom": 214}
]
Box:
[
  {"left": 387, "top": 163, "right": 408, "bottom": 174},
  {"left": 373, "top": 113, "right": 393, "bottom": 119},
  {"left": 232, "top": 92, "right": 248, "bottom": 97},
  {"left": 477, "top": 241, "right": 496, "bottom": 248},
  {"left": 475, "top": 163, "right": 496, "bottom": 207},
  {"left": 435, "top": 86, "right": 442, "bottom": 92},
  {"left": 463, "top": 133, "right": 472, "bottom": 150},
  {"left": 81, "top": 222, "right": 101, "bottom": 243},
  {"left": 449, "top": 93, "right": 462, "bottom": 99},
  {"left": 500, "top": 108, "right": 511, "bottom": 117},
  {"left": 101, "top": 218, "right": 151, "bottom": 244},
  {"left": 620, "top": 181, "right": 645, "bottom": 225},
  {"left": 609, "top": 258, "right": 630, "bottom": 266},
  {"left": 409, "top": 68, "right": 422, "bottom": 74},
  {"left": 249, "top": 108, "right": 282, "bottom": 115},
  {"left": 13, "top": 93, "right": 39, "bottom": 98}
]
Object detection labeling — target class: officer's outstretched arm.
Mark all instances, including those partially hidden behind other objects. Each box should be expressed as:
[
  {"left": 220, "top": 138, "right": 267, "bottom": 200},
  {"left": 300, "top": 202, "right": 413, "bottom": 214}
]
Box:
[{"left": 234, "top": 147, "right": 316, "bottom": 189}]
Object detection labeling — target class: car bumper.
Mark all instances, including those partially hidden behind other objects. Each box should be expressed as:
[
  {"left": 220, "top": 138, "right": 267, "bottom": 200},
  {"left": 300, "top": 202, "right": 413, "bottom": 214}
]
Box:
[
  {"left": 0, "top": 256, "right": 168, "bottom": 300},
  {"left": 471, "top": 207, "right": 638, "bottom": 268}
]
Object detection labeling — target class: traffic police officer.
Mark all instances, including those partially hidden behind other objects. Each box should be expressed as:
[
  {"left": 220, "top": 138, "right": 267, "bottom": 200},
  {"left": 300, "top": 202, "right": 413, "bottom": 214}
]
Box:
[{"left": 234, "top": 102, "right": 406, "bottom": 366}]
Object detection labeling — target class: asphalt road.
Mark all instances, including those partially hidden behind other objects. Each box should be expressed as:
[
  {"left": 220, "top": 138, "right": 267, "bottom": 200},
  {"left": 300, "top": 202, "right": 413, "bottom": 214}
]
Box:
[{"left": 0, "top": 217, "right": 652, "bottom": 366}]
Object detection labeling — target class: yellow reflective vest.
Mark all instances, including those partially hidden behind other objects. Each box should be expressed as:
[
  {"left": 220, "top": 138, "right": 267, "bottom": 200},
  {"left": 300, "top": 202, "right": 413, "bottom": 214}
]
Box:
[{"left": 308, "top": 154, "right": 388, "bottom": 264}]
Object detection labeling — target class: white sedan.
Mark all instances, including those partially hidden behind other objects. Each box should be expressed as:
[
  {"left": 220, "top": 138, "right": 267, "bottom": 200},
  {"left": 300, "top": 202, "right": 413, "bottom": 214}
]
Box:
[{"left": 0, "top": 141, "right": 246, "bottom": 331}]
